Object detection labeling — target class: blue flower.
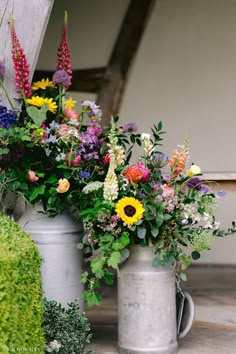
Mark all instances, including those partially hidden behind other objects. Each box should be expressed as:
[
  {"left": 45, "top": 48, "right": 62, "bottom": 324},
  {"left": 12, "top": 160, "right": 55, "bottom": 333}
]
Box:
[
  {"left": 0, "top": 105, "right": 17, "bottom": 129},
  {"left": 79, "top": 171, "right": 91, "bottom": 179}
]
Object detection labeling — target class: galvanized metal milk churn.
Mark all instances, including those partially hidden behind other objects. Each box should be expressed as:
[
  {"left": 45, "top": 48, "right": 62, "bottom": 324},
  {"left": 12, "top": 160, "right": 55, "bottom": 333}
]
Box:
[
  {"left": 118, "top": 245, "right": 178, "bottom": 354},
  {"left": 19, "top": 203, "right": 84, "bottom": 310}
]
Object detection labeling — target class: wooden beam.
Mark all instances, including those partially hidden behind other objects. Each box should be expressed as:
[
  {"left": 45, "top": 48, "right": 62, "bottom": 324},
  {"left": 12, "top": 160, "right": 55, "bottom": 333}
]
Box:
[
  {"left": 0, "top": 0, "right": 54, "bottom": 106},
  {"left": 96, "top": 0, "right": 156, "bottom": 125},
  {"left": 33, "top": 67, "right": 106, "bottom": 93}
]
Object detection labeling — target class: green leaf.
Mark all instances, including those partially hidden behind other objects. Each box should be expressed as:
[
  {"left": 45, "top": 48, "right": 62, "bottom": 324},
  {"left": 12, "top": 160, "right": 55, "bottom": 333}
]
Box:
[
  {"left": 192, "top": 251, "right": 201, "bottom": 260},
  {"left": 137, "top": 226, "right": 146, "bottom": 239},
  {"left": 0, "top": 147, "right": 9, "bottom": 155},
  {"left": 45, "top": 175, "right": 58, "bottom": 184},
  {"left": 83, "top": 291, "right": 101, "bottom": 307},
  {"left": 150, "top": 225, "right": 159, "bottom": 237},
  {"left": 152, "top": 256, "right": 160, "bottom": 268},
  {"left": 120, "top": 247, "right": 130, "bottom": 261},
  {"left": 81, "top": 271, "right": 88, "bottom": 283},
  {"left": 107, "top": 251, "right": 121, "bottom": 269},
  {"left": 180, "top": 272, "right": 187, "bottom": 281},
  {"left": 179, "top": 255, "right": 192, "bottom": 270},
  {"left": 29, "top": 185, "right": 45, "bottom": 201},
  {"left": 91, "top": 258, "right": 105, "bottom": 278},
  {"left": 26, "top": 103, "right": 49, "bottom": 127},
  {"left": 163, "top": 213, "right": 172, "bottom": 221},
  {"left": 104, "top": 270, "right": 114, "bottom": 285}
]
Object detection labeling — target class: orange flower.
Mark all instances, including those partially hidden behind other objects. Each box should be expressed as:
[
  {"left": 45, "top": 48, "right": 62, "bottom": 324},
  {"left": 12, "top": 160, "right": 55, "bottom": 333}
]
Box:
[
  {"left": 168, "top": 139, "right": 189, "bottom": 177},
  {"left": 56, "top": 178, "right": 70, "bottom": 193},
  {"left": 124, "top": 162, "right": 150, "bottom": 183}
]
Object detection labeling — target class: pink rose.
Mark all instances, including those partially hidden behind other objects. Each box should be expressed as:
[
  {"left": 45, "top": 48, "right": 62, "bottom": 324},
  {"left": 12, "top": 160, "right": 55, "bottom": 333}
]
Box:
[
  {"left": 27, "top": 170, "right": 39, "bottom": 182},
  {"left": 124, "top": 162, "right": 151, "bottom": 183}
]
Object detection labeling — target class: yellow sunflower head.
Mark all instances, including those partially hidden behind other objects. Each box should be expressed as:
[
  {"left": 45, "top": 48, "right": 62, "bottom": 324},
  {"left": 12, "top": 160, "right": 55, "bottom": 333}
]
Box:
[
  {"left": 115, "top": 197, "right": 145, "bottom": 225},
  {"left": 31, "top": 78, "right": 55, "bottom": 91},
  {"left": 27, "top": 96, "right": 58, "bottom": 114}
]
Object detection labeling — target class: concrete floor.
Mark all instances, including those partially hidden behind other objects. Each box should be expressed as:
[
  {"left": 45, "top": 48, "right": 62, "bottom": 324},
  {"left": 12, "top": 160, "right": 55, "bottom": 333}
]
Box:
[{"left": 85, "top": 266, "right": 236, "bottom": 354}]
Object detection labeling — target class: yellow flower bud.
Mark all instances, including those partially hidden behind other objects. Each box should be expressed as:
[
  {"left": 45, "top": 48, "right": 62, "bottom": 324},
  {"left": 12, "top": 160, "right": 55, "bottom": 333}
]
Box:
[{"left": 56, "top": 178, "right": 70, "bottom": 193}]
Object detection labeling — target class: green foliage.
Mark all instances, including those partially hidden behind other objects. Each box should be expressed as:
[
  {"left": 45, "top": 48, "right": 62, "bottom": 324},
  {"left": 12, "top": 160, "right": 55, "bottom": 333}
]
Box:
[
  {"left": 0, "top": 214, "right": 45, "bottom": 353},
  {"left": 43, "top": 299, "right": 92, "bottom": 354}
]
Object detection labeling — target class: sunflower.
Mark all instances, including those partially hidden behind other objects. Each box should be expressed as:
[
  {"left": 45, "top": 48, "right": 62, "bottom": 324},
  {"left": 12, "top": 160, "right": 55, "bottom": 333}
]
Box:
[
  {"left": 115, "top": 197, "right": 145, "bottom": 225},
  {"left": 27, "top": 96, "right": 58, "bottom": 114},
  {"left": 31, "top": 78, "right": 55, "bottom": 90}
]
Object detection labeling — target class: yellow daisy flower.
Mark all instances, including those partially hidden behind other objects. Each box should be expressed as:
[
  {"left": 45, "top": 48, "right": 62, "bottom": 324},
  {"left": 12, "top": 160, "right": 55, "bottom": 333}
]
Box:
[
  {"left": 27, "top": 96, "right": 58, "bottom": 114},
  {"left": 115, "top": 197, "right": 145, "bottom": 225},
  {"left": 31, "top": 78, "right": 55, "bottom": 90},
  {"left": 65, "top": 97, "right": 76, "bottom": 109}
]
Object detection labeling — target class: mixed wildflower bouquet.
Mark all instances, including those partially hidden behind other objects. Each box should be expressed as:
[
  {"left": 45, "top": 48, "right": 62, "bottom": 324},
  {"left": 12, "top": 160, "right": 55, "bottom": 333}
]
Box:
[
  {"left": 79, "top": 118, "right": 236, "bottom": 306},
  {"left": 0, "top": 12, "right": 110, "bottom": 216}
]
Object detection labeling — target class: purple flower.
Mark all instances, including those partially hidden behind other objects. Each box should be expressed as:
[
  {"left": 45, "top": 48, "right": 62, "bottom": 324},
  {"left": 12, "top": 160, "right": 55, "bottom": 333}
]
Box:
[
  {"left": 216, "top": 190, "right": 226, "bottom": 198},
  {"left": 201, "top": 185, "right": 209, "bottom": 194},
  {"left": 0, "top": 61, "right": 5, "bottom": 79},
  {"left": 187, "top": 177, "right": 203, "bottom": 191},
  {"left": 52, "top": 69, "right": 71, "bottom": 88},
  {"left": 123, "top": 122, "right": 138, "bottom": 133},
  {"left": 79, "top": 171, "right": 91, "bottom": 179},
  {"left": 81, "top": 100, "right": 101, "bottom": 116},
  {"left": 151, "top": 152, "right": 168, "bottom": 168},
  {"left": 0, "top": 105, "right": 17, "bottom": 128}
]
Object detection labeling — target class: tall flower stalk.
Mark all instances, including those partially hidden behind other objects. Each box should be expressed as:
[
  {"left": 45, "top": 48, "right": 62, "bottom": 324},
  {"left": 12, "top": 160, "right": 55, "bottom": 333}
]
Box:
[{"left": 9, "top": 13, "right": 31, "bottom": 100}]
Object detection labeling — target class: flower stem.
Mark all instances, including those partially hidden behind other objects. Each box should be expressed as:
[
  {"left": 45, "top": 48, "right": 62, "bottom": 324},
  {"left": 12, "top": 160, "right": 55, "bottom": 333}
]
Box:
[{"left": 0, "top": 79, "right": 15, "bottom": 110}]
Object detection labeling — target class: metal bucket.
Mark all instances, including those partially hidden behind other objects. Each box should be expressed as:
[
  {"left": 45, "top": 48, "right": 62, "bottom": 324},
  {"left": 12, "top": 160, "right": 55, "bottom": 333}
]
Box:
[
  {"left": 18, "top": 203, "right": 84, "bottom": 310},
  {"left": 118, "top": 245, "right": 178, "bottom": 354}
]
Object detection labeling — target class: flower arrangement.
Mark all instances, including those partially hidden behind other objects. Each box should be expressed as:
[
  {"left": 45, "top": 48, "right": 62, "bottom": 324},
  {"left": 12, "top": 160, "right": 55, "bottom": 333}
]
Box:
[
  {"left": 0, "top": 12, "right": 111, "bottom": 216},
  {"left": 79, "top": 118, "right": 236, "bottom": 306}
]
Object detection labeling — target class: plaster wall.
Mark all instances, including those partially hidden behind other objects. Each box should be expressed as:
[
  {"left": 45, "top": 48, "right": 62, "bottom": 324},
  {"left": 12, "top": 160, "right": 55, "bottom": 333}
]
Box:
[{"left": 37, "top": 0, "right": 236, "bottom": 263}]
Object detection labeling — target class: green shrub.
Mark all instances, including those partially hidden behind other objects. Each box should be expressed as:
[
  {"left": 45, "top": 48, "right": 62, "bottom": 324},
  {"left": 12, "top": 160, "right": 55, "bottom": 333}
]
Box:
[
  {"left": 0, "top": 214, "right": 45, "bottom": 353},
  {"left": 43, "top": 299, "right": 92, "bottom": 354}
]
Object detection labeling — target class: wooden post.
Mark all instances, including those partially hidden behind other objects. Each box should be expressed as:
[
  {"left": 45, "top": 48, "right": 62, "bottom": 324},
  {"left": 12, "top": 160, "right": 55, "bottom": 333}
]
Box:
[
  {"left": 0, "top": 0, "right": 54, "bottom": 105},
  {"left": 96, "top": 0, "right": 155, "bottom": 125}
]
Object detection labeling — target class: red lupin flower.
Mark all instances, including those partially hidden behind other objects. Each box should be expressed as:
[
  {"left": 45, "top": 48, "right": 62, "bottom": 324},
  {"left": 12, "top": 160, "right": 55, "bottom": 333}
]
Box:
[
  {"left": 56, "top": 11, "right": 72, "bottom": 88},
  {"left": 9, "top": 14, "right": 31, "bottom": 99}
]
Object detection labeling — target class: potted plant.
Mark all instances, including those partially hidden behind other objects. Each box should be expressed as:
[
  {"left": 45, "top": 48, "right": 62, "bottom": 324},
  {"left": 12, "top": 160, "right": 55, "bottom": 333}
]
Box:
[
  {"left": 0, "top": 12, "right": 111, "bottom": 307},
  {"left": 78, "top": 118, "right": 236, "bottom": 353}
]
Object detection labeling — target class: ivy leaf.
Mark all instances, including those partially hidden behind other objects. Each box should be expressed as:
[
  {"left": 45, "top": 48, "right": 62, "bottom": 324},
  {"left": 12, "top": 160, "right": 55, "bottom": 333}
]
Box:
[
  {"left": 45, "top": 175, "right": 58, "bottom": 184},
  {"left": 26, "top": 103, "right": 49, "bottom": 127},
  {"left": 29, "top": 185, "right": 45, "bottom": 201},
  {"left": 107, "top": 251, "right": 121, "bottom": 269}
]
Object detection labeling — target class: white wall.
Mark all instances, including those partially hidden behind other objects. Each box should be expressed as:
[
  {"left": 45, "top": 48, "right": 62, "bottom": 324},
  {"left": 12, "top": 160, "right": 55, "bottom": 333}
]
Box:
[
  {"left": 36, "top": 0, "right": 236, "bottom": 263},
  {"left": 119, "top": 0, "right": 236, "bottom": 263}
]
